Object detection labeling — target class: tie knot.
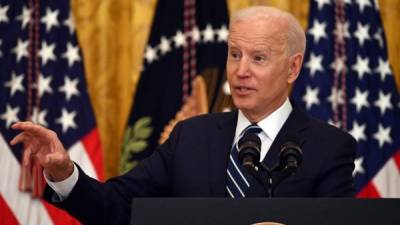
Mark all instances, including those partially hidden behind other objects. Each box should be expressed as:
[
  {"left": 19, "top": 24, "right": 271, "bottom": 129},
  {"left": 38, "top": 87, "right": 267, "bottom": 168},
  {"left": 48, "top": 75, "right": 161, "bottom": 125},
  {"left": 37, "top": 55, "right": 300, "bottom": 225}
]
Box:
[{"left": 241, "top": 124, "right": 262, "bottom": 136}]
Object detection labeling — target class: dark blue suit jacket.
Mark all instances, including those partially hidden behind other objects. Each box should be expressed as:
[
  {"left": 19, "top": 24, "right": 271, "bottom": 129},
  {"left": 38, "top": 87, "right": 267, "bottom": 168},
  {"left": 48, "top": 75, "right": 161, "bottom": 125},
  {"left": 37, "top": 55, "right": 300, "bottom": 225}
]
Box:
[{"left": 45, "top": 104, "right": 356, "bottom": 225}]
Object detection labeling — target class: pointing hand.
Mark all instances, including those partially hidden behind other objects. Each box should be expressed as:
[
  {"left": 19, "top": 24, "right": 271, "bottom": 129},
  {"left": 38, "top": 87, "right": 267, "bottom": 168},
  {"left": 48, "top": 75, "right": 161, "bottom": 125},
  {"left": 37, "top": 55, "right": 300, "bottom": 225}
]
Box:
[{"left": 10, "top": 121, "right": 74, "bottom": 182}]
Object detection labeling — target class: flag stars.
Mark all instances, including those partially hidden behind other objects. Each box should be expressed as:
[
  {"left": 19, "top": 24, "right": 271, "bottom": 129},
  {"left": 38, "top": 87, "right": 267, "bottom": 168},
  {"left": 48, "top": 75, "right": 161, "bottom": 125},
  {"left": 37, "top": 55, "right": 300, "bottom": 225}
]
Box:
[
  {"left": 327, "top": 87, "right": 344, "bottom": 110},
  {"left": 173, "top": 30, "right": 186, "bottom": 48},
  {"left": 12, "top": 39, "right": 29, "bottom": 62},
  {"left": 16, "top": 6, "right": 30, "bottom": 29},
  {"left": 315, "top": 0, "right": 331, "bottom": 10},
  {"left": 216, "top": 25, "right": 228, "bottom": 42},
  {"left": 141, "top": 24, "right": 228, "bottom": 65},
  {"left": 373, "top": 124, "right": 392, "bottom": 148},
  {"left": 63, "top": 13, "right": 75, "bottom": 34},
  {"left": 373, "top": 28, "right": 383, "bottom": 48},
  {"left": 334, "top": 21, "right": 350, "bottom": 42},
  {"left": 59, "top": 76, "right": 80, "bottom": 101},
  {"left": 374, "top": 0, "right": 379, "bottom": 9},
  {"left": 308, "top": 20, "right": 327, "bottom": 44},
  {"left": 374, "top": 91, "right": 392, "bottom": 115},
  {"left": 350, "top": 88, "right": 370, "bottom": 112},
  {"left": 38, "top": 41, "right": 57, "bottom": 65},
  {"left": 344, "top": 0, "right": 352, "bottom": 4},
  {"left": 349, "top": 121, "right": 367, "bottom": 142},
  {"left": 202, "top": 24, "right": 215, "bottom": 43},
  {"left": 32, "top": 107, "right": 48, "bottom": 127},
  {"left": 144, "top": 45, "right": 158, "bottom": 64},
  {"left": 56, "top": 108, "right": 77, "bottom": 133},
  {"left": 190, "top": 26, "right": 201, "bottom": 43},
  {"left": 5, "top": 72, "right": 25, "bottom": 96},
  {"left": 302, "top": 86, "right": 320, "bottom": 110},
  {"left": 352, "top": 55, "right": 371, "bottom": 79},
  {"left": 330, "top": 56, "right": 346, "bottom": 74},
  {"left": 36, "top": 74, "right": 53, "bottom": 97},
  {"left": 0, "top": 4, "right": 9, "bottom": 24},
  {"left": 374, "top": 58, "right": 391, "bottom": 81},
  {"left": 354, "top": 22, "right": 371, "bottom": 46},
  {"left": 41, "top": 8, "right": 60, "bottom": 32},
  {"left": 0, "top": 104, "right": 20, "bottom": 127},
  {"left": 305, "top": 53, "right": 323, "bottom": 77},
  {"left": 327, "top": 119, "right": 341, "bottom": 128},
  {"left": 62, "top": 43, "right": 81, "bottom": 67},
  {"left": 356, "top": 0, "right": 372, "bottom": 13},
  {"left": 159, "top": 37, "right": 171, "bottom": 55},
  {"left": 353, "top": 157, "right": 365, "bottom": 176}
]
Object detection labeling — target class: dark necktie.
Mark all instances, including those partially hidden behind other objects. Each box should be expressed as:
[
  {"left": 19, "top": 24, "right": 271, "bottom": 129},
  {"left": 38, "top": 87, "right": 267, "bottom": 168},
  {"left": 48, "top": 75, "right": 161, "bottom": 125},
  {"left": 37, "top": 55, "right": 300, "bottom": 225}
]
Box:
[{"left": 226, "top": 124, "right": 262, "bottom": 198}]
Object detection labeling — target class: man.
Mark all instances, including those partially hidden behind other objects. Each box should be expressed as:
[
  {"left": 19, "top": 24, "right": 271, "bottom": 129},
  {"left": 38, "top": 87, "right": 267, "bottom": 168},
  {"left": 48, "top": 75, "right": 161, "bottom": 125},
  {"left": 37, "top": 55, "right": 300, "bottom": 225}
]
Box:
[{"left": 10, "top": 6, "right": 356, "bottom": 225}]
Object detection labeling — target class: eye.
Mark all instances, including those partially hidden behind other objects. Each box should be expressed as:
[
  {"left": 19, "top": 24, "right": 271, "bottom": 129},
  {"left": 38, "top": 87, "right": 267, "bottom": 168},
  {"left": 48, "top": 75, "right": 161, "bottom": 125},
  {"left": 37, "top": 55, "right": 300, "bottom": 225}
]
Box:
[
  {"left": 253, "top": 55, "right": 265, "bottom": 63},
  {"left": 229, "top": 49, "right": 241, "bottom": 60}
]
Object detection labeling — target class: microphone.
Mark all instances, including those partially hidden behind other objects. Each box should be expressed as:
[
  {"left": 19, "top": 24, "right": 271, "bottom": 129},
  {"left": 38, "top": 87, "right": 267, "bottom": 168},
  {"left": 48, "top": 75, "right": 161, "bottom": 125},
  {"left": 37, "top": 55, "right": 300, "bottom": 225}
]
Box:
[
  {"left": 238, "top": 133, "right": 261, "bottom": 172},
  {"left": 279, "top": 139, "right": 303, "bottom": 174}
]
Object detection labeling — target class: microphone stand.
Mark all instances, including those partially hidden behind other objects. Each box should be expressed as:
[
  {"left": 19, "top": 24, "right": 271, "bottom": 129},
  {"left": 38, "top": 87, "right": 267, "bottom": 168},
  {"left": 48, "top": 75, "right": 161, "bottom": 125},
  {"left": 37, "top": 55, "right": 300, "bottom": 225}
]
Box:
[
  {"left": 246, "top": 162, "right": 297, "bottom": 198},
  {"left": 257, "top": 163, "right": 274, "bottom": 198},
  {"left": 244, "top": 163, "right": 273, "bottom": 197}
]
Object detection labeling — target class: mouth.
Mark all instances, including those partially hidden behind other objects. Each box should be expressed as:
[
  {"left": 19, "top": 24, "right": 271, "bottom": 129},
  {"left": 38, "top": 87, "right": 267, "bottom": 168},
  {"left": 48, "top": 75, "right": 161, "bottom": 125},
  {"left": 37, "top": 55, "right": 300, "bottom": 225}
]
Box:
[{"left": 234, "top": 86, "right": 255, "bottom": 96}]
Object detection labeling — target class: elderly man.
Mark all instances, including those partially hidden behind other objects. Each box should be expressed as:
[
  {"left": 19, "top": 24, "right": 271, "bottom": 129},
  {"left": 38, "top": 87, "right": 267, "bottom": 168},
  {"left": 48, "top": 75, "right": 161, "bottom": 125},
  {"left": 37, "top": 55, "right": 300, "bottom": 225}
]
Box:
[{"left": 11, "top": 6, "right": 356, "bottom": 225}]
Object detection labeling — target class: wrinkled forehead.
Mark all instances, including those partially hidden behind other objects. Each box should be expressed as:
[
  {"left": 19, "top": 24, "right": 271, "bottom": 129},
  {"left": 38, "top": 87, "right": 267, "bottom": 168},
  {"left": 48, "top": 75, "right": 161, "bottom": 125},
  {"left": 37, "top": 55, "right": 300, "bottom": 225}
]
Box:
[
  {"left": 230, "top": 11, "right": 288, "bottom": 33},
  {"left": 228, "top": 18, "right": 288, "bottom": 52}
]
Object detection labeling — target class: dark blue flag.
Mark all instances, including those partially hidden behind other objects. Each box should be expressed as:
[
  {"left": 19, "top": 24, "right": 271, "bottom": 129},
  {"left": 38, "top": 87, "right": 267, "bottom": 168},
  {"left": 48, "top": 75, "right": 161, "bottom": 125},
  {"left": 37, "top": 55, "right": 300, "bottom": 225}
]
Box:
[
  {"left": 121, "top": 0, "right": 230, "bottom": 172},
  {"left": 292, "top": 0, "right": 400, "bottom": 197}
]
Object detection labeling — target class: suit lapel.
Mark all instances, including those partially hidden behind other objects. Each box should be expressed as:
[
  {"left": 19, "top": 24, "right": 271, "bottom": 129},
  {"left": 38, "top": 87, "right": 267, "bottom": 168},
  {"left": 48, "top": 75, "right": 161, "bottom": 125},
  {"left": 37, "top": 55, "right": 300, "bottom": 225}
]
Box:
[
  {"left": 205, "top": 103, "right": 310, "bottom": 196},
  {"left": 208, "top": 111, "right": 237, "bottom": 196},
  {"left": 263, "top": 102, "right": 309, "bottom": 168}
]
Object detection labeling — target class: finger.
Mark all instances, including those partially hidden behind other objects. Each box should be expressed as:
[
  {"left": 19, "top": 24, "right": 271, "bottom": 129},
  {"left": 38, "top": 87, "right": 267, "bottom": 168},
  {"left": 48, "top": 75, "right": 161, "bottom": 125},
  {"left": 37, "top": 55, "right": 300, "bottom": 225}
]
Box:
[
  {"left": 39, "top": 153, "right": 58, "bottom": 171},
  {"left": 10, "top": 133, "right": 44, "bottom": 158},
  {"left": 10, "top": 132, "right": 33, "bottom": 146},
  {"left": 40, "top": 150, "right": 66, "bottom": 165},
  {"left": 11, "top": 121, "right": 48, "bottom": 136},
  {"left": 12, "top": 122, "right": 58, "bottom": 147},
  {"left": 11, "top": 121, "right": 34, "bottom": 129}
]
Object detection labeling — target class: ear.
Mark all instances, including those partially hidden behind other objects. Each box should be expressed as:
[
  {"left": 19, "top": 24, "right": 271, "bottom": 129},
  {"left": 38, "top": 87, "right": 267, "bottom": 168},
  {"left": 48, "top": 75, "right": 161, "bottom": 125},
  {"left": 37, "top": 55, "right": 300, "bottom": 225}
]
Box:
[{"left": 287, "top": 53, "right": 304, "bottom": 84}]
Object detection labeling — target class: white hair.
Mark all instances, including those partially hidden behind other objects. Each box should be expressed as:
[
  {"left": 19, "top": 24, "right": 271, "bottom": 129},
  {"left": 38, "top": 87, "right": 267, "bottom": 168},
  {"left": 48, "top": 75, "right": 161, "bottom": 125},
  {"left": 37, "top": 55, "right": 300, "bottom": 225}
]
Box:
[{"left": 230, "top": 6, "right": 306, "bottom": 55}]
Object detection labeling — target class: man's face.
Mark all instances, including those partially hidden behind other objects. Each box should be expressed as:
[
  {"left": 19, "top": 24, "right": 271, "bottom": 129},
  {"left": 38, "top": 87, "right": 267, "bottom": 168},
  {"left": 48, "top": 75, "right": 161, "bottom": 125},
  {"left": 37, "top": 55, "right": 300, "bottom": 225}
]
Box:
[{"left": 227, "top": 18, "right": 296, "bottom": 121}]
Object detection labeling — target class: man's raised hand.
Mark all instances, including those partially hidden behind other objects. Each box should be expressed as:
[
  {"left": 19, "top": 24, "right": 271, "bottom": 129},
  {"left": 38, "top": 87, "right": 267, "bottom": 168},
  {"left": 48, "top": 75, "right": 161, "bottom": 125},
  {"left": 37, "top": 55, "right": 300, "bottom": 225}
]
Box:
[{"left": 10, "top": 121, "right": 74, "bottom": 182}]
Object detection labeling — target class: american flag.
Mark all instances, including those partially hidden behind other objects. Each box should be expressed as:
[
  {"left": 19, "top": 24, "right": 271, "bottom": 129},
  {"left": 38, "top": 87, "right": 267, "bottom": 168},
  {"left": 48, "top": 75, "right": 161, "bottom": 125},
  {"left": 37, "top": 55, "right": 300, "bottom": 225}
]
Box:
[
  {"left": 292, "top": 0, "right": 400, "bottom": 197},
  {"left": 0, "top": 0, "right": 104, "bottom": 224}
]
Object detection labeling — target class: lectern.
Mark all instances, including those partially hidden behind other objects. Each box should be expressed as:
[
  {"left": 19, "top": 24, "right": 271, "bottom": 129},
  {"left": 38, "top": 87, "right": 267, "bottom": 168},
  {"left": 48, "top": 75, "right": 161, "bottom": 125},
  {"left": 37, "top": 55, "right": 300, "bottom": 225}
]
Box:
[{"left": 131, "top": 198, "right": 400, "bottom": 225}]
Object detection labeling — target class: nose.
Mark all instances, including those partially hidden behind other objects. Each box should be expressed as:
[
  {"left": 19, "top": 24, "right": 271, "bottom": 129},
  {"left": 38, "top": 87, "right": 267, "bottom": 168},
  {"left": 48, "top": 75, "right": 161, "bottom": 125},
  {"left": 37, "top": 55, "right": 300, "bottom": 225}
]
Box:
[{"left": 236, "top": 57, "right": 251, "bottom": 77}]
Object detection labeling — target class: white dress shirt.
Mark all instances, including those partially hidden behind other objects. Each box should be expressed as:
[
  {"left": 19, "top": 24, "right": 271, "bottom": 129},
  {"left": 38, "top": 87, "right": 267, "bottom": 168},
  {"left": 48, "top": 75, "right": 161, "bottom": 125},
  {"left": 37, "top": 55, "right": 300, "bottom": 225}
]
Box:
[
  {"left": 46, "top": 98, "right": 293, "bottom": 200},
  {"left": 233, "top": 98, "right": 293, "bottom": 161},
  {"left": 45, "top": 163, "right": 79, "bottom": 200}
]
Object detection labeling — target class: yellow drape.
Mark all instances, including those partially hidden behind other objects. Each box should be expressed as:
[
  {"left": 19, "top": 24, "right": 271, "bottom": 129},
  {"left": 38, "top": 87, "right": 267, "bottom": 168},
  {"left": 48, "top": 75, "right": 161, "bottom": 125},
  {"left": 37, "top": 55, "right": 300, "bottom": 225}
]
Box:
[{"left": 72, "top": 0, "right": 400, "bottom": 178}]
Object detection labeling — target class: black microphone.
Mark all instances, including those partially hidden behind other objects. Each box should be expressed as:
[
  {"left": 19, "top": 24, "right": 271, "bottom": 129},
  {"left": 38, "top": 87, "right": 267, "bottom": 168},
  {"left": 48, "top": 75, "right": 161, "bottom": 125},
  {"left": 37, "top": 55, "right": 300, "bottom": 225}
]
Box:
[
  {"left": 238, "top": 133, "right": 261, "bottom": 172},
  {"left": 279, "top": 139, "right": 303, "bottom": 174}
]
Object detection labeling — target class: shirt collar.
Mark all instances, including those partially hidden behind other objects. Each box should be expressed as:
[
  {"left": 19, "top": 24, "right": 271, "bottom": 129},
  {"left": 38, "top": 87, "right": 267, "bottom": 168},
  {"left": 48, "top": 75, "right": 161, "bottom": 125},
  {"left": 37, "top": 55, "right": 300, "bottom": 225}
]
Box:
[{"left": 235, "top": 98, "right": 293, "bottom": 141}]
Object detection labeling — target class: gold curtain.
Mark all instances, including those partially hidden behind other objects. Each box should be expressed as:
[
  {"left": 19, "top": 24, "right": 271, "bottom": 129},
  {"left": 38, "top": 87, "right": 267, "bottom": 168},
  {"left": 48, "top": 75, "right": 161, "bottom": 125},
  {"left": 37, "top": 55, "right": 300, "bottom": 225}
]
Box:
[
  {"left": 72, "top": 0, "right": 400, "bottom": 178},
  {"left": 71, "top": 0, "right": 157, "bottom": 177}
]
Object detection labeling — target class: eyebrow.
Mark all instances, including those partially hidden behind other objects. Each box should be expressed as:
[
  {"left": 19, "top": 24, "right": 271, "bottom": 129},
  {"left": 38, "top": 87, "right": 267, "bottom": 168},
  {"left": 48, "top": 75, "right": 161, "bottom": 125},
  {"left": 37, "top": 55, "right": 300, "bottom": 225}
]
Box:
[
  {"left": 228, "top": 43, "right": 270, "bottom": 51},
  {"left": 248, "top": 47, "right": 272, "bottom": 57}
]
